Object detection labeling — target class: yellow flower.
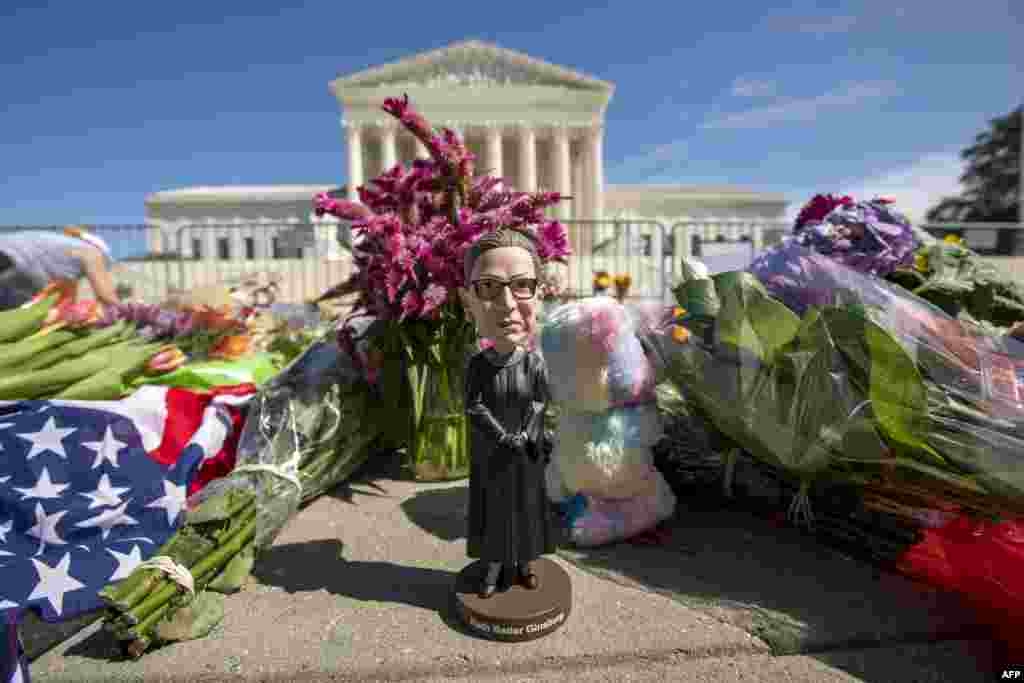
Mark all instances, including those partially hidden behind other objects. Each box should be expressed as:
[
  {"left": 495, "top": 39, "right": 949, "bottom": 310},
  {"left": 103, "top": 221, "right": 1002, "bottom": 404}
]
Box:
[
  {"left": 943, "top": 234, "right": 963, "bottom": 246},
  {"left": 593, "top": 274, "right": 612, "bottom": 290},
  {"left": 613, "top": 273, "right": 632, "bottom": 288},
  {"left": 672, "top": 306, "right": 686, "bottom": 318},
  {"left": 671, "top": 325, "right": 690, "bottom": 343},
  {"left": 914, "top": 252, "right": 929, "bottom": 273}
]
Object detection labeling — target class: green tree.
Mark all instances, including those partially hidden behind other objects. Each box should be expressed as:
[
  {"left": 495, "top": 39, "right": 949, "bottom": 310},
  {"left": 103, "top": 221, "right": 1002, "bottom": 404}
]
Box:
[{"left": 926, "top": 106, "right": 1021, "bottom": 223}]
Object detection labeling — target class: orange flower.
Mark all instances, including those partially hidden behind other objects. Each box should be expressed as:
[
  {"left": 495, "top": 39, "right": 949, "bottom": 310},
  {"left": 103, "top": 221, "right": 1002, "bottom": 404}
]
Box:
[
  {"left": 671, "top": 325, "right": 690, "bottom": 344},
  {"left": 44, "top": 299, "right": 103, "bottom": 329},
  {"left": 613, "top": 273, "right": 632, "bottom": 288},
  {"left": 32, "top": 281, "right": 78, "bottom": 308},
  {"left": 209, "top": 334, "right": 252, "bottom": 360}
]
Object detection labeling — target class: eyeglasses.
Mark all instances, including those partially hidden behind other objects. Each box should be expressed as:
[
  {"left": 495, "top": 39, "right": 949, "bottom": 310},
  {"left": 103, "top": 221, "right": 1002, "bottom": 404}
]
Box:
[{"left": 471, "top": 277, "right": 539, "bottom": 301}]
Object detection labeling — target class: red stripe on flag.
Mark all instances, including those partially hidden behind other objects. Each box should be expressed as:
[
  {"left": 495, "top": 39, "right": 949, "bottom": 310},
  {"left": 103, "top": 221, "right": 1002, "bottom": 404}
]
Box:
[
  {"left": 147, "top": 387, "right": 208, "bottom": 467},
  {"left": 189, "top": 401, "right": 246, "bottom": 497}
]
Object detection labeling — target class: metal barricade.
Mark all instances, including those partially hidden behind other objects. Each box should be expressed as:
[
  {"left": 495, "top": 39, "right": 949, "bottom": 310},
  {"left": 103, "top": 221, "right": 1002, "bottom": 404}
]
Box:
[
  {"left": 667, "top": 219, "right": 789, "bottom": 289},
  {"left": 557, "top": 219, "right": 670, "bottom": 303},
  {"left": 169, "top": 222, "right": 351, "bottom": 306}
]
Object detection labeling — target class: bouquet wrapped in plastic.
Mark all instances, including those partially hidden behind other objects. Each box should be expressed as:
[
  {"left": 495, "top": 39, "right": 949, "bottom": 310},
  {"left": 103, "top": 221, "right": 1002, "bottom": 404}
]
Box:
[
  {"left": 757, "top": 192, "right": 1024, "bottom": 330},
  {"left": 539, "top": 297, "right": 676, "bottom": 545},
  {"left": 185, "top": 336, "right": 380, "bottom": 550},
  {"left": 98, "top": 335, "right": 384, "bottom": 656},
  {"left": 666, "top": 252, "right": 1024, "bottom": 527}
]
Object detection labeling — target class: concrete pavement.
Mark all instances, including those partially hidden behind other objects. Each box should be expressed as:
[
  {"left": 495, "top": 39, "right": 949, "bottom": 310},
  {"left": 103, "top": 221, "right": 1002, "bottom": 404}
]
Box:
[{"left": 28, "top": 471, "right": 1001, "bottom": 682}]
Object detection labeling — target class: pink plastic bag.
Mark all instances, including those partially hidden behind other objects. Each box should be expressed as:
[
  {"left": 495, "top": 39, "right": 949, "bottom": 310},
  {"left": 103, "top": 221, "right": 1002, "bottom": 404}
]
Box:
[{"left": 567, "top": 466, "right": 677, "bottom": 547}]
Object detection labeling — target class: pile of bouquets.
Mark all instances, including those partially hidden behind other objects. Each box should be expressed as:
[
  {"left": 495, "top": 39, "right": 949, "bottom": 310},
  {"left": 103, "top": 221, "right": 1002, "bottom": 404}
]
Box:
[
  {"left": 98, "top": 338, "right": 384, "bottom": 657},
  {"left": 656, "top": 254, "right": 1024, "bottom": 530},
  {"left": 755, "top": 193, "right": 1024, "bottom": 332},
  {"left": 98, "top": 301, "right": 253, "bottom": 361},
  {"left": 0, "top": 293, "right": 184, "bottom": 400}
]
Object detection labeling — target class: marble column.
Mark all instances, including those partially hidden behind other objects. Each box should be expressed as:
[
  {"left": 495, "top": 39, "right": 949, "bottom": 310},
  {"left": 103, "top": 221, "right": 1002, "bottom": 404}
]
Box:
[
  {"left": 381, "top": 125, "right": 398, "bottom": 173},
  {"left": 586, "top": 125, "right": 605, "bottom": 221},
  {"left": 571, "top": 141, "right": 587, "bottom": 294},
  {"left": 485, "top": 125, "right": 503, "bottom": 178},
  {"left": 346, "top": 125, "right": 363, "bottom": 201},
  {"left": 518, "top": 126, "right": 537, "bottom": 192},
  {"left": 552, "top": 126, "right": 572, "bottom": 219},
  {"left": 551, "top": 125, "right": 573, "bottom": 292}
]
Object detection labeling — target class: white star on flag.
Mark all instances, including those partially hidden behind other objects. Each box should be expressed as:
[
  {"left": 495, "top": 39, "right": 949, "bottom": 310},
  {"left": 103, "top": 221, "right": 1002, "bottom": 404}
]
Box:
[
  {"left": 106, "top": 544, "right": 144, "bottom": 582},
  {"left": 0, "top": 599, "right": 17, "bottom": 610},
  {"left": 0, "top": 475, "right": 11, "bottom": 484},
  {"left": 13, "top": 467, "right": 70, "bottom": 501},
  {"left": 80, "top": 474, "right": 131, "bottom": 509},
  {"left": 75, "top": 499, "right": 138, "bottom": 540},
  {"left": 146, "top": 480, "right": 186, "bottom": 527},
  {"left": 16, "top": 417, "right": 77, "bottom": 460},
  {"left": 26, "top": 503, "right": 68, "bottom": 556},
  {"left": 0, "top": 518, "right": 11, "bottom": 543},
  {"left": 27, "top": 552, "right": 85, "bottom": 616},
  {"left": 81, "top": 426, "right": 129, "bottom": 469}
]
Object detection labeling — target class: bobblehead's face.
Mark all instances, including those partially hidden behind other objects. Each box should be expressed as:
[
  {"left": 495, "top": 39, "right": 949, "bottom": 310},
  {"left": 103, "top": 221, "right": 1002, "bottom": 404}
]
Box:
[{"left": 459, "top": 246, "right": 539, "bottom": 354}]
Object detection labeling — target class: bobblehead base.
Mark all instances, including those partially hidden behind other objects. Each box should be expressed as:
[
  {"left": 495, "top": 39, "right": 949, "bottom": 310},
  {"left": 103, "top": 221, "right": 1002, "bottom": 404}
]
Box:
[{"left": 451, "top": 557, "right": 571, "bottom": 642}]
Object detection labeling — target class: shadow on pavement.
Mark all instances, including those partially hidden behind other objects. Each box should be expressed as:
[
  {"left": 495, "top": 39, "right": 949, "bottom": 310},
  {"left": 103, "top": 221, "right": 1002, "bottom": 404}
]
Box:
[
  {"left": 252, "top": 537, "right": 483, "bottom": 639},
  {"left": 253, "top": 539, "right": 455, "bottom": 613},
  {"left": 400, "top": 486, "right": 470, "bottom": 542},
  {"left": 395, "top": 484, "right": 998, "bottom": 680}
]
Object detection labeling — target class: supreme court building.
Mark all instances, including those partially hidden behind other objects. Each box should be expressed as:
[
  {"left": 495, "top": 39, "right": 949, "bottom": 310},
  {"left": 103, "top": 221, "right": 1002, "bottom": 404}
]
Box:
[{"left": 145, "top": 40, "right": 788, "bottom": 297}]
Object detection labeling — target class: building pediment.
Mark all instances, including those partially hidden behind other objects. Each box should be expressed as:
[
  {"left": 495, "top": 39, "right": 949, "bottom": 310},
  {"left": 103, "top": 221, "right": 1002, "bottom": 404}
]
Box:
[{"left": 329, "top": 40, "right": 614, "bottom": 94}]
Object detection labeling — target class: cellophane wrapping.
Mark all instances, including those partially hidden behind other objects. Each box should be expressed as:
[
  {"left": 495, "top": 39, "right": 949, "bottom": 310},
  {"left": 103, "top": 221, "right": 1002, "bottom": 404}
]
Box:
[
  {"left": 661, "top": 246, "right": 1024, "bottom": 523},
  {"left": 184, "top": 333, "right": 378, "bottom": 550},
  {"left": 540, "top": 298, "right": 664, "bottom": 500}
]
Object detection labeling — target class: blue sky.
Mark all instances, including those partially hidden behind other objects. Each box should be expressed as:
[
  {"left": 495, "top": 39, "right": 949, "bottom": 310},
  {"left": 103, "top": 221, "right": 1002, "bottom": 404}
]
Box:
[{"left": 1, "top": 0, "right": 1020, "bottom": 229}]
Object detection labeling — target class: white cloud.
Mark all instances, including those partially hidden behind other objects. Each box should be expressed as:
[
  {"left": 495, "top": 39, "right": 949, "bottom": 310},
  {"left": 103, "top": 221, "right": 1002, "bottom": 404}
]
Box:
[
  {"left": 730, "top": 78, "right": 777, "bottom": 97},
  {"left": 785, "top": 152, "right": 966, "bottom": 223},
  {"left": 701, "top": 81, "right": 900, "bottom": 130}
]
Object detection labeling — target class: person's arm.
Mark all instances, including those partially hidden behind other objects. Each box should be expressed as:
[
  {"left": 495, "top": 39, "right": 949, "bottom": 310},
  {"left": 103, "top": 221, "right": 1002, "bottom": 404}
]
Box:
[
  {"left": 464, "top": 358, "right": 526, "bottom": 455},
  {"left": 72, "top": 248, "right": 119, "bottom": 306}
]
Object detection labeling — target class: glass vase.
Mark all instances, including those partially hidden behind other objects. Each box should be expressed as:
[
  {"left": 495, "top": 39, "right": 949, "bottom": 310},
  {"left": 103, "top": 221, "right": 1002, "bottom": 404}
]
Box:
[{"left": 405, "top": 359, "right": 470, "bottom": 482}]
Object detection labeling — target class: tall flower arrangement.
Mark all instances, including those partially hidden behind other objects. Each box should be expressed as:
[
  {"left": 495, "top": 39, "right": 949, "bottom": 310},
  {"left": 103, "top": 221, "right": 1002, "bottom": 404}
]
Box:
[{"left": 314, "top": 94, "right": 571, "bottom": 479}]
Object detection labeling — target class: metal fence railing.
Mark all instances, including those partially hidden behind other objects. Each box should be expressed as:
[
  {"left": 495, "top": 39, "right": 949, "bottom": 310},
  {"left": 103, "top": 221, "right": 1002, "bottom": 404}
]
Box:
[
  {"left": 12, "top": 218, "right": 1018, "bottom": 307},
  {"left": 921, "top": 222, "right": 1024, "bottom": 255}
]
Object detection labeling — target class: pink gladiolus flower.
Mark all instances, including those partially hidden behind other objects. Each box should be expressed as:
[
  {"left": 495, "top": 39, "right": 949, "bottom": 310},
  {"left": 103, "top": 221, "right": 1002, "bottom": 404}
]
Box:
[
  {"left": 421, "top": 283, "right": 448, "bottom": 317},
  {"left": 314, "top": 193, "right": 373, "bottom": 222},
  {"left": 312, "top": 95, "right": 571, "bottom": 328},
  {"left": 400, "top": 290, "right": 423, "bottom": 321}
]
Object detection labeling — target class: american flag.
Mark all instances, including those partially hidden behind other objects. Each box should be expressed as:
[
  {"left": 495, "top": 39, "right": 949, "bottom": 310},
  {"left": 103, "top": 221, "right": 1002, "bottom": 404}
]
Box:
[{"left": 0, "top": 385, "right": 254, "bottom": 683}]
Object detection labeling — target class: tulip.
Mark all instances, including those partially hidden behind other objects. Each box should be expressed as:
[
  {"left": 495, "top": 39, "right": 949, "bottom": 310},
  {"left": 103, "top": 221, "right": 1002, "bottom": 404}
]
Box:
[
  {"left": 208, "top": 334, "right": 252, "bottom": 361},
  {"left": 145, "top": 346, "right": 187, "bottom": 375}
]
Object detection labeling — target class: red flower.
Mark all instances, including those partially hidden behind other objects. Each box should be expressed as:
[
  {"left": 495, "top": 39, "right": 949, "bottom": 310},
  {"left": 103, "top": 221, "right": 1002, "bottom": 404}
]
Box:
[{"left": 794, "top": 193, "right": 855, "bottom": 230}]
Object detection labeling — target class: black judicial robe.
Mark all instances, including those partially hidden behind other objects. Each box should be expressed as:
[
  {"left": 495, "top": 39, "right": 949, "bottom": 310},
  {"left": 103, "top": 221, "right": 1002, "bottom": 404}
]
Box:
[{"left": 464, "top": 346, "right": 555, "bottom": 566}]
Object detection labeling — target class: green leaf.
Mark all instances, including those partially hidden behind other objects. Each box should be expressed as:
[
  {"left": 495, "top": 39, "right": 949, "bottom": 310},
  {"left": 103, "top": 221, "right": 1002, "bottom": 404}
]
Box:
[
  {"left": 711, "top": 271, "right": 799, "bottom": 363},
  {"left": 673, "top": 278, "right": 720, "bottom": 318},
  {"left": 820, "top": 309, "right": 944, "bottom": 466}
]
